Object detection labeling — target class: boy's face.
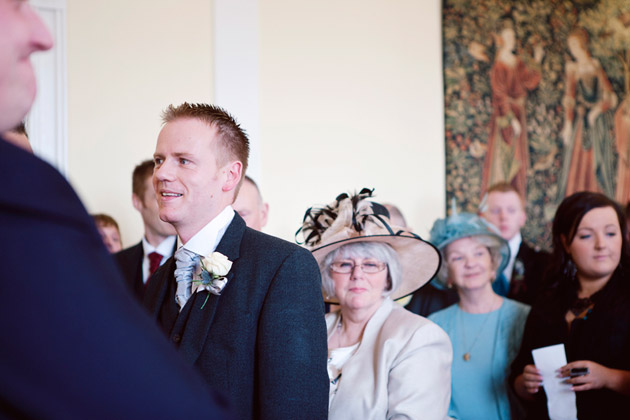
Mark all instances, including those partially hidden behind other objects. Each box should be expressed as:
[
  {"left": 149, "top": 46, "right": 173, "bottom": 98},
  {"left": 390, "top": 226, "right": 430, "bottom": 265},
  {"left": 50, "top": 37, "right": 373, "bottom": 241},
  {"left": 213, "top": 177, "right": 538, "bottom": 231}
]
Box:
[
  {"left": 481, "top": 191, "right": 526, "bottom": 241},
  {"left": 97, "top": 224, "right": 122, "bottom": 254}
]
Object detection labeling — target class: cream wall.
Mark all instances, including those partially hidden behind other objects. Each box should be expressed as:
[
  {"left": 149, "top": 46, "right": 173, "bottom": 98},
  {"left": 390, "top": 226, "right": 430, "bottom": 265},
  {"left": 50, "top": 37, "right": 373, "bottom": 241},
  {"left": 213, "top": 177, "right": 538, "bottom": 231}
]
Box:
[
  {"left": 66, "top": 0, "right": 214, "bottom": 246},
  {"left": 66, "top": 0, "right": 445, "bottom": 246},
  {"left": 260, "top": 0, "right": 445, "bottom": 241}
]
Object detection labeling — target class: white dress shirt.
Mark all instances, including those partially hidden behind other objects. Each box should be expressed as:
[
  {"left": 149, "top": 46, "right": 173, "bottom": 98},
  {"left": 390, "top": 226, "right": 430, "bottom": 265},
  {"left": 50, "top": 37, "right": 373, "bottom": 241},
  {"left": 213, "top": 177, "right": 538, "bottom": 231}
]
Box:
[
  {"left": 502, "top": 232, "right": 522, "bottom": 283},
  {"left": 178, "top": 206, "right": 235, "bottom": 261}
]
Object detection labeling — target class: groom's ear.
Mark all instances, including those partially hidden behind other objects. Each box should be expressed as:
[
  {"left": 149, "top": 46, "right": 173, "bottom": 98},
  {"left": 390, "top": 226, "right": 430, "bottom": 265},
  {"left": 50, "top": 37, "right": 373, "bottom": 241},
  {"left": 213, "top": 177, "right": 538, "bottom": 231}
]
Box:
[{"left": 221, "top": 160, "right": 243, "bottom": 193}]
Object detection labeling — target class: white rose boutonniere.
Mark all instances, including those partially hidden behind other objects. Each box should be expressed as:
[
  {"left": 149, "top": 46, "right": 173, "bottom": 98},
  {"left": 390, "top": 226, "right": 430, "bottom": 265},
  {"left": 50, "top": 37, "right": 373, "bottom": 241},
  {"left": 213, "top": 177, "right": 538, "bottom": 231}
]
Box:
[{"left": 193, "top": 252, "right": 233, "bottom": 308}]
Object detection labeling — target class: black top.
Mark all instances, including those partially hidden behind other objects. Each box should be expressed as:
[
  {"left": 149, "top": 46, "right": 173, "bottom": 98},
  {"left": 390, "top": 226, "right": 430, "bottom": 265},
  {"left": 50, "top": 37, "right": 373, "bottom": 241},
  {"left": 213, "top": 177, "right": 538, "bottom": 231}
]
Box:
[
  {"left": 405, "top": 281, "right": 458, "bottom": 317},
  {"left": 510, "top": 268, "right": 630, "bottom": 419}
]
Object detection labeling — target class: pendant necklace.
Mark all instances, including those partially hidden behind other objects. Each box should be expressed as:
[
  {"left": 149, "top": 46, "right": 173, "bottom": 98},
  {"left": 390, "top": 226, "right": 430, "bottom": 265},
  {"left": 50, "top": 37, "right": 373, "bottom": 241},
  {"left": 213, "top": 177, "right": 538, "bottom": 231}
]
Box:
[{"left": 459, "top": 307, "right": 493, "bottom": 362}]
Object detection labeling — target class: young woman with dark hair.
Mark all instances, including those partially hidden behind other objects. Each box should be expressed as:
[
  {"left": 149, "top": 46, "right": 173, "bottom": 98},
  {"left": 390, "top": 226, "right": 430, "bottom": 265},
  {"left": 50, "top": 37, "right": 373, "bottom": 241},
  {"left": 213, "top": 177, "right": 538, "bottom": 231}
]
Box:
[{"left": 511, "top": 191, "right": 630, "bottom": 419}]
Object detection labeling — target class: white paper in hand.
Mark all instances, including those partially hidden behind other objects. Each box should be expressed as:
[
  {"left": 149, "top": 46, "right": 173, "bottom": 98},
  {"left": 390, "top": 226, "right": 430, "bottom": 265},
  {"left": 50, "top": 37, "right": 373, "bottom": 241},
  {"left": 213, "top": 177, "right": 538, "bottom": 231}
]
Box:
[{"left": 532, "top": 344, "right": 577, "bottom": 420}]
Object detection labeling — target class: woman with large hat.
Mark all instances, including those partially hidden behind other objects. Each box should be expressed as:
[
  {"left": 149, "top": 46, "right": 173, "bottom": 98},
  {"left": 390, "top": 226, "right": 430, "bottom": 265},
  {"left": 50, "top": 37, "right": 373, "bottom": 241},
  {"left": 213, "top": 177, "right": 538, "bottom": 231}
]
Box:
[
  {"left": 298, "top": 189, "right": 452, "bottom": 419},
  {"left": 427, "top": 208, "right": 530, "bottom": 420}
]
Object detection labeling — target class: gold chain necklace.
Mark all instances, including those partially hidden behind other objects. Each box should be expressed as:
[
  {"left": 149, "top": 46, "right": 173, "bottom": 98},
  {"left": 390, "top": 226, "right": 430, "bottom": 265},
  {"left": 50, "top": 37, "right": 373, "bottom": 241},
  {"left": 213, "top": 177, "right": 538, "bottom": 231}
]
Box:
[{"left": 459, "top": 307, "right": 494, "bottom": 362}]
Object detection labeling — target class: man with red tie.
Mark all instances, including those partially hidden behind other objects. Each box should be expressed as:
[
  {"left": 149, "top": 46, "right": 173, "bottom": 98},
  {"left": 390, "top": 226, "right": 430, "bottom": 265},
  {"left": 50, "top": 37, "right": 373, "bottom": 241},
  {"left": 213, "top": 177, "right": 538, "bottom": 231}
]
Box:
[{"left": 116, "top": 159, "right": 177, "bottom": 299}]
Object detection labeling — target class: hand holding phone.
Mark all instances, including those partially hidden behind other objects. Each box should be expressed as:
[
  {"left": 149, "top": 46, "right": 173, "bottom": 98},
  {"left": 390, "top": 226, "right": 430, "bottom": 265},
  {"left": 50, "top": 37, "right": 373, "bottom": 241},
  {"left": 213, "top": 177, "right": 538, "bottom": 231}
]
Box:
[{"left": 569, "top": 367, "right": 589, "bottom": 378}]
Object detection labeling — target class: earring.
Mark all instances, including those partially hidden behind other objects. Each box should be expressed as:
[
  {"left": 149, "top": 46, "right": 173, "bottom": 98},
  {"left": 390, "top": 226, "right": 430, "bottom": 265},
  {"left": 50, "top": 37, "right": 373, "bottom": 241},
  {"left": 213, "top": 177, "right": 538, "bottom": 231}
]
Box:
[{"left": 564, "top": 259, "right": 577, "bottom": 279}]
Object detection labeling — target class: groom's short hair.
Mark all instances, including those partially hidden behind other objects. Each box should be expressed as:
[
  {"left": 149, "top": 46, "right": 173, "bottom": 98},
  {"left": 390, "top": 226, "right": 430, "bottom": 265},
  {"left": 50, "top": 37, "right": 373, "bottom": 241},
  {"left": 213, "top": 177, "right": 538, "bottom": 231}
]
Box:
[{"left": 161, "top": 103, "right": 249, "bottom": 195}]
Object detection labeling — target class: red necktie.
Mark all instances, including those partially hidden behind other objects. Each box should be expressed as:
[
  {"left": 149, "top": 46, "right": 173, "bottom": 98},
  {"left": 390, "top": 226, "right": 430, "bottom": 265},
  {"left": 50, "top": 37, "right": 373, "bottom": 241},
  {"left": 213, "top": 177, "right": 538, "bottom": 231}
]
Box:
[{"left": 148, "top": 252, "right": 163, "bottom": 277}]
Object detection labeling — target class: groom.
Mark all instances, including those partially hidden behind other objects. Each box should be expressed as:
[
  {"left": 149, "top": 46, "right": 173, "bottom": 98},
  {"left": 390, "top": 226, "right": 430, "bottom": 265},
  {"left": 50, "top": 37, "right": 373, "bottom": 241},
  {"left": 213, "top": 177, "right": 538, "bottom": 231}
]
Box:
[{"left": 144, "top": 103, "right": 328, "bottom": 420}]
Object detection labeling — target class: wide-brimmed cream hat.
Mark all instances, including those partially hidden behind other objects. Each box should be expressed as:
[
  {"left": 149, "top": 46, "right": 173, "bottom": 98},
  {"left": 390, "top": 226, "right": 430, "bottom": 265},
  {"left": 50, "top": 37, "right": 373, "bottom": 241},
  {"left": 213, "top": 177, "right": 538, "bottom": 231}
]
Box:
[{"left": 297, "top": 188, "right": 441, "bottom": 303}]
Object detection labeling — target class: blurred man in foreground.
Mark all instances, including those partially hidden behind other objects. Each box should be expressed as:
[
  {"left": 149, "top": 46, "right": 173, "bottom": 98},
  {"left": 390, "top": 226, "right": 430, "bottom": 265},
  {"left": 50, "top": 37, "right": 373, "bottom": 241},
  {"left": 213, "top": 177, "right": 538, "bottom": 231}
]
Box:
[{"left": 0, "top": 2, "right": 231, "bottom": 418}]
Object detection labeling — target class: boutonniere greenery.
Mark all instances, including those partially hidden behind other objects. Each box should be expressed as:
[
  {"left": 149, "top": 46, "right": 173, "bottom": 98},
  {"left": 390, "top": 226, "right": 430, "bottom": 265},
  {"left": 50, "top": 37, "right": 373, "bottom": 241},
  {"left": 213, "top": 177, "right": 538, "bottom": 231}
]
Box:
[{"left": 193, "top": 252, "right": 233, "bottom": 309}]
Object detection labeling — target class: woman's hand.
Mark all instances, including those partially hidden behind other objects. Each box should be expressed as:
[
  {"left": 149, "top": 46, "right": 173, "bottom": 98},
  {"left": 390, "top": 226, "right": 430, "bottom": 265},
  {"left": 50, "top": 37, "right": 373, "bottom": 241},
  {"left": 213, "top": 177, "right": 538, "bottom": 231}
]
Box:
[
  {"left": 558, "top": 361, "right": 611, "bottom": 392},
  {"left": 515, "top": 364, "right": 543, "bottom": 400},
  {"left": 522, "top": 364, "right": 543, "bottom": 393}
]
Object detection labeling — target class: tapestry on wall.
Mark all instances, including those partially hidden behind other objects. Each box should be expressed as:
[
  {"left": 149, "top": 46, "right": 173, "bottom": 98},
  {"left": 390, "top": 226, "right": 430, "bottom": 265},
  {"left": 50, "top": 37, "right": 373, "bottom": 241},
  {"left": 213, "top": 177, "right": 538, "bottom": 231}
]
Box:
[{"left": 443, "top": 0, "right": 630, "bottom": 248}]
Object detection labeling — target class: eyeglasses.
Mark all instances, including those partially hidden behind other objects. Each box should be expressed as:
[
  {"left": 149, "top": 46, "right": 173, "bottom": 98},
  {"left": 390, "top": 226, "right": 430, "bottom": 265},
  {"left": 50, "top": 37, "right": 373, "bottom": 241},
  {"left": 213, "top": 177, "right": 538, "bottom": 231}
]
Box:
[{"left": 330, "top": 260, "right": 387, "bottom": 274}]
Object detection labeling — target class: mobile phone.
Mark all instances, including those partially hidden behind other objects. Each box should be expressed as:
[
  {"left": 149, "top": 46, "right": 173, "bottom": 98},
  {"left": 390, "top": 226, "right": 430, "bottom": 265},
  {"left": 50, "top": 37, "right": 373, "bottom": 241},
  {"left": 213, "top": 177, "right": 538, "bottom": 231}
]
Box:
[{"left": 569, "top": 367, "right": 589, "bottom": 378}]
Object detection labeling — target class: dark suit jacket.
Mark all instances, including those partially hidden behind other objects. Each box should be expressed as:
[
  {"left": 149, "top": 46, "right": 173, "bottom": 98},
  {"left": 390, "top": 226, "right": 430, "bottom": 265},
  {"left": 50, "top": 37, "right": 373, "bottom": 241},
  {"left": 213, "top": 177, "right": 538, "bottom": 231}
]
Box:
[
  {"left": 116, "top": 241, "right": 144, "bottom": 297},
  {"left": 116, "top": 240, "right": 176, "bottom": 300},
  {"left": 405, "top": 281, "right": 459, "bottom": 318},
  {"left": 0, "top": 139, "right": 232, "bottom": 419},
  {"left": 507, "top": 241, "right": 551, "bottom": 305},
  {"left": 144, "top": 214, "right": 329, "bottom": 420}
]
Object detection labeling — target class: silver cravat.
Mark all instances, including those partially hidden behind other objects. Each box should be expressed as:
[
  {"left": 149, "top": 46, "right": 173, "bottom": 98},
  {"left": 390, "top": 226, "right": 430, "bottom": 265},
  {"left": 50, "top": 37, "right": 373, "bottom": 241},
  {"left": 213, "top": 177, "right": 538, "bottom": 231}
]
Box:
[{"left": 174, "top": 247, "right": 199, "bottom": 310}]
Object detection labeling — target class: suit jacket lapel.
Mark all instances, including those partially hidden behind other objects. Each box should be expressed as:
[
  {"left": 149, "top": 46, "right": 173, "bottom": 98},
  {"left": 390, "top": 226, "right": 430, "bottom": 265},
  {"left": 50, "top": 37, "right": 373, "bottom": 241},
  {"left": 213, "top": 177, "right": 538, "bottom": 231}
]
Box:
[
  {"left": 131, "top": 243, "right": 145, "bottom": 296},
  {"left": 178, "top": 215, "right": 246, "bottom": 365},
  {"left": 143, "top": 257, "right": 175, "bottom": 319},
  {"left": 511, "top": 242, "right": 531, "bottom": 277}
]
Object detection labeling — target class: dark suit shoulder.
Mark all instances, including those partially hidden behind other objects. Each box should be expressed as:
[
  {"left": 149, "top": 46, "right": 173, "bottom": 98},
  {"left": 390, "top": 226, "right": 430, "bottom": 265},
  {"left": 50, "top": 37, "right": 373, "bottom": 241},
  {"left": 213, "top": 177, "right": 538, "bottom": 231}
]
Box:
[
  {"left": 518, "top": 241, "right": 550, "bottom": 261},
  {"left": 0, "top": 140, "right": 93, "bottom": 231},
  {"left": 115, "top": 242, "right": 143, "bottom": 265},
  {"left": 510, "top": 240, "right": 552, "bottom": 305},
  {"left": 241, "top": 227, "right": 316, "bottom": 260},
  {"left": 405, "top": 282, "right": 459, "bottom": 318},
  {"left": 517, "top": 240, "right": 551, "bottom": 276},
  {"left": 115, "top": 242, "right": 144, "bottom": 293}
]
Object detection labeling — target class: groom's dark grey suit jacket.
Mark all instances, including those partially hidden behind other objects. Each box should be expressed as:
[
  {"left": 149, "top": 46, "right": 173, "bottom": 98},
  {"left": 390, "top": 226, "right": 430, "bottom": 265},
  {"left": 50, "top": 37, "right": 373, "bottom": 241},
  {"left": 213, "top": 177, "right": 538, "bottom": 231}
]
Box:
[{"left": 144, "top": 214, "right": 329, "bottom": 420}]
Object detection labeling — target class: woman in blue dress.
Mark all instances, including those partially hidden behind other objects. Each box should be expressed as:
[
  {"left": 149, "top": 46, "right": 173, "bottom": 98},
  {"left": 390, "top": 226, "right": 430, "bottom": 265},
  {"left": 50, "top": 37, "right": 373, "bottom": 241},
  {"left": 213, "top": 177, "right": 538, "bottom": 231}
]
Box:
[{"left": 428, "top": 210, "right": 530, "bottom": 420}]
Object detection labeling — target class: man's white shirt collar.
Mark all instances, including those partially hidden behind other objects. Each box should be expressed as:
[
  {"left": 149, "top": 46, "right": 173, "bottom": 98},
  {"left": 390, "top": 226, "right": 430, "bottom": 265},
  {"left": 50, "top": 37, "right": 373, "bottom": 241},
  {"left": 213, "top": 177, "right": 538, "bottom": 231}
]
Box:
[{"left": 178, "top": 206, "right": 235, "bottom": 258}]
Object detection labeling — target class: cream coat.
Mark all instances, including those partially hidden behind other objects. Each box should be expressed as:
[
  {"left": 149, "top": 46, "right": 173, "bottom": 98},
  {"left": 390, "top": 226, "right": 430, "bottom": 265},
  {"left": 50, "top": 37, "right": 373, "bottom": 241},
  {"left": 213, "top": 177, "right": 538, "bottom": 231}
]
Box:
[{"left": 327, "top": 298, "right": 453, "bottom": 420}]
